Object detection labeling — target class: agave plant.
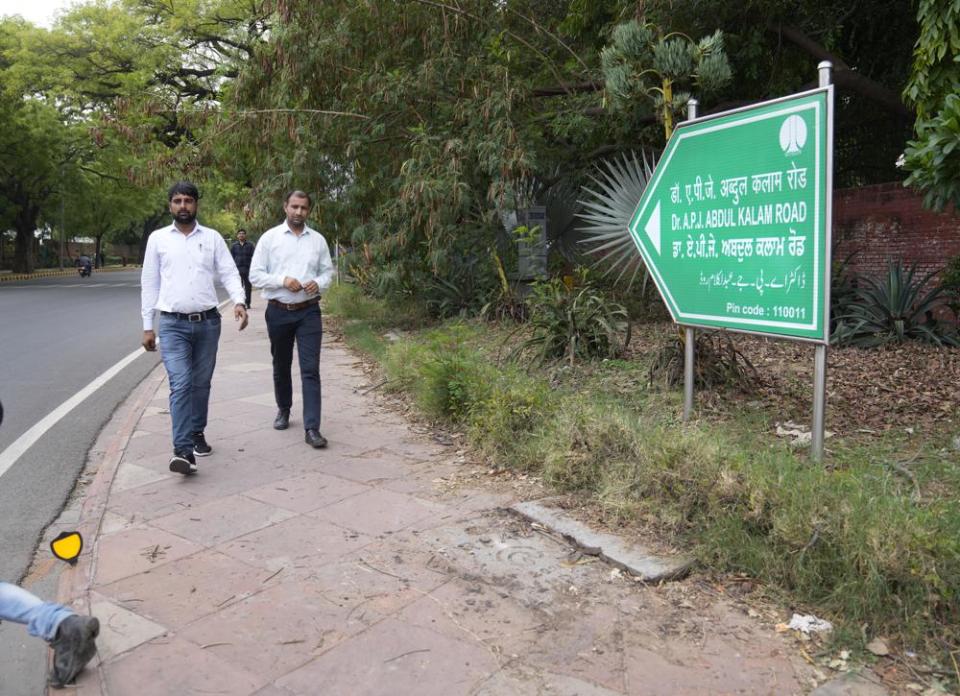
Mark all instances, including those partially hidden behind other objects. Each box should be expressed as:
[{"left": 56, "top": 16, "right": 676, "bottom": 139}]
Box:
[
  {"left": 514, "top": 279, "right": 632, "bottom": 366},
  {"left": 577, "top": 150, "right": 654, "bottom": 289},
  {"left": 831, "top": 259, "right": 959, "bottom": 347}
]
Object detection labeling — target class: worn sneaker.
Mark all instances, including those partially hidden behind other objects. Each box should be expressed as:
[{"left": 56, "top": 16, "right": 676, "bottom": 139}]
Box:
[
  {"left": 49, "top": 614, "right": 99, "bottom": 688},
  {"left": 169, "top": 449, "right": 197, "bottom": 475},
  {"left": 192, "top": 431, "right": 212, "bottom": 457}
]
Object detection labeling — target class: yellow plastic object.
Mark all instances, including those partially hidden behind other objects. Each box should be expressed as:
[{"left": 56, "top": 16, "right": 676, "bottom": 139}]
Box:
[{"left": 50, "top": 531, "right": 83, "bottom": 565}]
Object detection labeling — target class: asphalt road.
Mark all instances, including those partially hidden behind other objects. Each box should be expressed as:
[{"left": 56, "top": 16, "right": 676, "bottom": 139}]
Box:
[{"left": 0, "top": 270, "right": 161, "bottom": 583}]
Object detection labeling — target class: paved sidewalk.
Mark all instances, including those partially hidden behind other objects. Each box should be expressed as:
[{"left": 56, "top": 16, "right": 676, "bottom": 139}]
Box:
[{"left": 50, "top": 313, "right": 818, "bottom": 695}]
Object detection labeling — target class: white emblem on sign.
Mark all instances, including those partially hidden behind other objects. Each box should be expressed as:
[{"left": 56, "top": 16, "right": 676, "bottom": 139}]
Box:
[{"left": 779, "top": 115, "right": 807, "bottom": 155}]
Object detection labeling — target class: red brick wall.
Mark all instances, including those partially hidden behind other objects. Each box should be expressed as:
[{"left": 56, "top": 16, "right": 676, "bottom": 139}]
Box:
[{"left": 833, "top": 183, "right": 960, "bottom": 279}]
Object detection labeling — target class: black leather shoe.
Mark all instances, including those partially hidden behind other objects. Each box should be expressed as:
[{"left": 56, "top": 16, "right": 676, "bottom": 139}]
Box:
[
  {"left": 273, "top": 409, "right": 290, "bottom": 430},
  {"left": 305, "top": 429, "right": 328, "bottom": 448}
]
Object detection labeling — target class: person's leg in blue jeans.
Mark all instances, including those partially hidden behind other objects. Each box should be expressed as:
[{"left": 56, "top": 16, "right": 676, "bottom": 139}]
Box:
[
  {"left": 189, "top": 315, "right": 221, "bottom": 437},
  {"left": 0, "top": 581, "right": 72, "bottom": 640},
  {"left": 0, "top": 582, "right": 100, "bottom": 687},
  {"left": 159, "top": 315, "right": 194, "bottom": 454},
  {"left": 295, "top": 306, "right": 323, "bottom": 431}
]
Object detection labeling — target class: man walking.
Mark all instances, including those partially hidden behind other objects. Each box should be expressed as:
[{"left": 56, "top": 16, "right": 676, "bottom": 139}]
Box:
[
  {"left": 141, "top": 181, "right": 249, "bottom": 475},
  {"left": 249, "top": 190, "right": 334, "bottom": 448},
  {"left": 230, "top": 228, "right": 256, "bottom": 308}
]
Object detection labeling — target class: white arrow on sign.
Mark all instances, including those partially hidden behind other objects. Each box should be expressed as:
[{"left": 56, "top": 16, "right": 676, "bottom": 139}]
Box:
[{"left": 644, "top": 201, "right": 661, "bottom": 255}]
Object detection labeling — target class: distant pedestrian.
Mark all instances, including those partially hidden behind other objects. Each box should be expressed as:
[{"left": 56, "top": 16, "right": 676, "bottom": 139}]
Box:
[
  {"left": 249, "top": 190, "right": 334, "bottom": 448},
  {"left": 230, "top": 228, "right": 256, "bottom": 308},
  {"left": 140, "top": 181, "right": 249, "bottom": 475}
]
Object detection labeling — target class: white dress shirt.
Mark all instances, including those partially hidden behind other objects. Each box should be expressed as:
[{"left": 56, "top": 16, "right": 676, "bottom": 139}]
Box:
[
  {"left": 248, "top": 222, "right": 335, "bottom": 303},
  {"left": 140, "top": 222, "right": 246, "bottom": 330}
]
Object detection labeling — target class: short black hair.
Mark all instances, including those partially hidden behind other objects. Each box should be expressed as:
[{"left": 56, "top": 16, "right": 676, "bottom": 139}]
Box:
[
  {"left": 168, "top": 181, "right": 200, "bottom": 201},
  {"left": 285, "top": 190, "right": 312, "bottom": 206},
  {"left": 237, "top": 228, "right": 247, "bottom": 234}
]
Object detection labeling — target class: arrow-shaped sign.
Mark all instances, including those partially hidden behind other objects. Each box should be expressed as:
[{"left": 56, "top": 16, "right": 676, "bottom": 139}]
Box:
[
  {"left": 627, "top": 88, "right": 832, "bottom": 342},
  {"left": 644, "top": 202, "right": 661, "bottom": 255}
]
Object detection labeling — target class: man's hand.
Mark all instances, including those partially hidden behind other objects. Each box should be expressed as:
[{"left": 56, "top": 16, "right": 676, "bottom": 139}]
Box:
[
  {"left": 283, "top": 276, "right": 302, "bottom": 292},
  {"left": 142, "top": 330, "right": 157, "bottom": 352},
  {"left": 235, "top": 304, "right": 249, "bottom": 331},
  {"left": 303, "top": 280, "right": 319, "bottom": 295}
]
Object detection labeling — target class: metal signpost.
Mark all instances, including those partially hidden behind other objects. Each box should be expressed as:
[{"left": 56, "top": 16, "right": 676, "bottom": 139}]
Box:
[{"left": 628, "top": 63, "right": 834, "bottom": 460}]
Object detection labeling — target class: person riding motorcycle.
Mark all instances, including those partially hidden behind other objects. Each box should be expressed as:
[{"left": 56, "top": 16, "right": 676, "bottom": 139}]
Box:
[{"left": 76, "top": 254, "right": 92, "bottom": 277}]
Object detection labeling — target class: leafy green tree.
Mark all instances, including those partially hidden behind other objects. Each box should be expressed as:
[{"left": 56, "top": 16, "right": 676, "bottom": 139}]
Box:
[
  {"left": 901, "top": 0, "right": 960, "bottom": 211},
  {"left": 0, "top": 19, "right": 78, "bottom": 273}
]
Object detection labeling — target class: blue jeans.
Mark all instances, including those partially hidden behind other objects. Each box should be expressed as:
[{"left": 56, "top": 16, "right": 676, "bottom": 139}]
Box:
[
  {"left": 159, "top": 312, "right": 222, "bottom": 452},
  {"left": 265, "top": 303, "right": 322, "bottom": 430},
  {"left": 0, "top": 582, "right": 73, "bottom": 641}
]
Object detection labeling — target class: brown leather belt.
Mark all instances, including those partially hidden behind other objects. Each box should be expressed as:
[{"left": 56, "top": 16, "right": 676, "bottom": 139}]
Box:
[{"left": 268, "top": 298, "right": 320, "bottom": 311}]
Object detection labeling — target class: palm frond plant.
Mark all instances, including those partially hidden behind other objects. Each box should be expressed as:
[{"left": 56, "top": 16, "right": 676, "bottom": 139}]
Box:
[
  {"left": 832, "top": 259, "right": 960, "bottom": 347},
  {"left": 577, "top": 151, "right": 655, "bottom": 290}
]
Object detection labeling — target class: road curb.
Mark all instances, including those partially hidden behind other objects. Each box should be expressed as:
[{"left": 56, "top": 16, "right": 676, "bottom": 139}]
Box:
[
  {"left": 509, "top": 499, "right": 695, "bottom": 581},
  {"left": 0, "top": 267, "right": 140, "bottom": 283},
  {"left": 48, "top": 361, "right": 166, "bottom": 695}
]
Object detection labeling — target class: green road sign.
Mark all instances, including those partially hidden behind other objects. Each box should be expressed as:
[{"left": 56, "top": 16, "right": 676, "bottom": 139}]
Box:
[{"left": 628, "top": 88, "right": 832, "bottom": 342}]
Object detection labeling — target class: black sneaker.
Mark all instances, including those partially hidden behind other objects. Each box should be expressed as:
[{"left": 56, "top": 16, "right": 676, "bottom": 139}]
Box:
[
  {"left": 169, "top": 449, "right": 197, "bottom": 475},
  {"left": 192, "top": 431, "right": 212, "bottom": 457},
  {"left": 49, "top": 614, "right": 99, "bottom": 687}
]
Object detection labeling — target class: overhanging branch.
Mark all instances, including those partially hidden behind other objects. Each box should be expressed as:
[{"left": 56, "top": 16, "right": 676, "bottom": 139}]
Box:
[{"left": 769, "top": 23, "right": 911, "bottom": 121}]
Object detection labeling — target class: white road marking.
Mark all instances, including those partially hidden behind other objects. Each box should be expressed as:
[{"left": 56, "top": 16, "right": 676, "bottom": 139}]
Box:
[
  {"left": 0, "top": 347, "right": 146, "bottom": 480},
  {"left": 0, "top": 299, "right": 234, "bottom": 480}
]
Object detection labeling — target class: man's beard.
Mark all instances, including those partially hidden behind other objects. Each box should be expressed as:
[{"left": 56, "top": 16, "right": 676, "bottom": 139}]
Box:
[{"left": 175, "top": 211, "right": 196, "bottom": 224}]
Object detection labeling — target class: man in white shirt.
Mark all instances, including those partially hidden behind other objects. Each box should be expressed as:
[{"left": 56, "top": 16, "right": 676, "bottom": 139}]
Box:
[
  {"left": 249, "top": 190, "right": 334, "bottom": 448},
  {"left": 141, "top": 181, "right": 249, "bottom": 475}
]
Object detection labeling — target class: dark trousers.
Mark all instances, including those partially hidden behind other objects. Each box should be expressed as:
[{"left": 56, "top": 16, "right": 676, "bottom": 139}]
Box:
[
  {"left": 265, "top": 303, "right": 322, "bottom": 430},
  {"left": 239, "top": 271, "right": 252, "bottom": 307}
]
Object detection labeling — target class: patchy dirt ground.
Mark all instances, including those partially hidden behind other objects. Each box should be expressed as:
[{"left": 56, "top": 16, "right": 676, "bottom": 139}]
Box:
[{"left": 627, "top": 321, "right": 960, "bottom": 440}]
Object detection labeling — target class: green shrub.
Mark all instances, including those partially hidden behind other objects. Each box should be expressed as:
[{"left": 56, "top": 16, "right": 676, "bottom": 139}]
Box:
[
  {"left": 832, "top": 259, "right": 959, "bottom": 347},
  {"left": 423, "top": 252, "right": 494, "bottom": 319},
  {"left": 384, "top": 325, "right": 493, "bottom": 422},
  {"left": 941, "top": 254, "right": 960, "bottom": 318},
  {"left": 518, "top": 279, "right": 631, "bottom": 365},
  {"left": 324, "top": 283, "right": 391, "bottom": 322},
  {"left": 324, "top": 283, "right": 428, "bottom": 330},
  {"left": 467, "top": 375, "right": 553, "bottom": 464},
  {"left": 540, "top": 400, "right": 645, "bottom": 493}
]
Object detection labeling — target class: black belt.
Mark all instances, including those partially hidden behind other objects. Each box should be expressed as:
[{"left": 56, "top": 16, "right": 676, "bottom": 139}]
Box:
[
  {"left": 268, "top": 299, "right": 320, "bottom": 311},
  {"left": 161, "top": 308, "right": 219, "bottom": 322}
]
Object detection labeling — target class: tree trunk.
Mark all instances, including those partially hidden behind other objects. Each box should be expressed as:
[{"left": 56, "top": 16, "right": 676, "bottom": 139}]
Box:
[
  {"left": 138, "top": 212, "right": 164, "bottom": 264},
  {"left": 12, "top": 204, "right": 39, "bottom": 274}
]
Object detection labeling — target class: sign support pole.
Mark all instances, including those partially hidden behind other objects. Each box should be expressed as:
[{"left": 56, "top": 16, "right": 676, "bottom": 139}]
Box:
[
  {"left": 682, "top": 99, "right": 699, "bottom": 423},
  {"left": 811, "top": 62, "right": 832, "bottom": 462}
]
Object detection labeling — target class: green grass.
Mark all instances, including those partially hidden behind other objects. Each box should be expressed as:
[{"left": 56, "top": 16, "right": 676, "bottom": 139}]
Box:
[{"left": 325, "top": 288, "right": 960, "bottom": 665}]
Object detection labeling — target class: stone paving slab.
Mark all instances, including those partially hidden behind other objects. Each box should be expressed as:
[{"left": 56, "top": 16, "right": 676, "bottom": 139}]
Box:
[{"left": 45, "top": 313, "right": 829, "bottom": 694}]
